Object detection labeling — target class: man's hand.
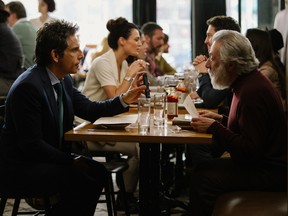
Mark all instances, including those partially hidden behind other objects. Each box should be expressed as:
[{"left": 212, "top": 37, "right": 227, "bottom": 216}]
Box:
[
  {"left": 198, "top": 110, "right": 223, "bottom": 122},
  {"left": 122, "top": 86, "right": 146, "bottom": 104},
  {"left": 194, "top": 61, "right": 208, "bottom": 73},
  {"left": 193, "top": 55, "right": 208, "bottom": 73},
  {"left": 192, "top": 55, "right": 207, "bottom": 65},
  {"left": 131, "top": 71, "right": 145, "bottom": 88},
  {"left": 191, "top": 116, "right": 215, "bottom": 133}
]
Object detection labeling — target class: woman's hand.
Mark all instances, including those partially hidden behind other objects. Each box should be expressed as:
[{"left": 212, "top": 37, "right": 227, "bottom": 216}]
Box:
[
  {"left": 131, "top": 71, "right": 146, "bottom": 88},
  {"left": 127, "top": 59, "right": 148, "bottom": 78}
]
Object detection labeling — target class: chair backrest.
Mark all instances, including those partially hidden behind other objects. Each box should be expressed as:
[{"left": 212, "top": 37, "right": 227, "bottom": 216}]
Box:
[
  {"left": 0, "top": 104, "right": 5, "bottom": 134},
  {"left": 0, "top": 96, "right": 6, "bottom": 136}
]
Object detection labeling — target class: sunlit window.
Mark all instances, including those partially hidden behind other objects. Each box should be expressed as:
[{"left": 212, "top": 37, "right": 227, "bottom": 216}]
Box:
[
  {"left": 157, "top": 0, "right": 192, "bottom": 72},
  {"left": 226, "top": 0, "right": 280, "bottom": 34},
  {"left": 6, "top": 0, "right": 279, "bottom": 66},
  {"left": 8, "top": 0, "right": 132, "bottom": 49}
]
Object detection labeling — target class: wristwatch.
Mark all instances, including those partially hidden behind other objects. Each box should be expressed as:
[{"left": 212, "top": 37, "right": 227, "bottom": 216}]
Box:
[{"left": 124, "top": 76, "right": 134, "bottom": 83}]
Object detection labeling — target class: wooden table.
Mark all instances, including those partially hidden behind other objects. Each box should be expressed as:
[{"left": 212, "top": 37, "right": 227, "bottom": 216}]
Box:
[{"left": 65, "top": 113, "right": 212, "bottom": 215}]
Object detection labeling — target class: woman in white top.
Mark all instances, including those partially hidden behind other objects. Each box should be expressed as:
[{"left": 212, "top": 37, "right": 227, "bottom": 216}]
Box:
[
  {"left": 30, "top": 0, "right": 55, "bottom": 30},
  {"left": 82, "top": 17, "right": 147, "bottom": 213},
  {"left": 82, "top": 17, "right": 146, "bottom": 101}
]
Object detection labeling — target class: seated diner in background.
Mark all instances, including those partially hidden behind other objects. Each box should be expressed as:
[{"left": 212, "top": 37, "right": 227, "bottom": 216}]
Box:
[
  {"left": 191, "top": 15, "right": 241, "bottom": 110},
  {"left": 155, "top": 32, "right": 176, "bottom": 77},
  {"left": 81, "top": 17, "right": 147, "bottom": 213},
  {"left": 245, "top": 28, "right": 286, "bottom": 109},
  {"left": 141, "top": 22, "right": 176, "bottom": 86},
  {"left": 0, "top": 0, "right": 24, "bottom": 98}
]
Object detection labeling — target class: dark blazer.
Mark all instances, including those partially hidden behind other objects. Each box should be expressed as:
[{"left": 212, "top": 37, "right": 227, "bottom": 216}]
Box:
[{"left": 0, "top": 64, "right": 128, "bottom": 165}]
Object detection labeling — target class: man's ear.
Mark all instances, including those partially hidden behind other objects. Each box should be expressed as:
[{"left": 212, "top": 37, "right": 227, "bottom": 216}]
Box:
[
  {"left": 144, "top": 35, "right": 150, "bottom": 43},
  {"left": 51, "top": 50, "right": 59, "bottom": 63},
  {"left": 226, "top": 62, "right": 235, "bottom": 72},
  {"left": 11, "top": 13, "right": 17, "bottom": 21}
]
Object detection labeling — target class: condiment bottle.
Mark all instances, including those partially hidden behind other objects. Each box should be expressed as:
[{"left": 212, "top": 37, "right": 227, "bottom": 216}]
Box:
[
  {"left": 167, "top": 86, "right": 178, "bottom": 119},
  {"left": 176, "top": 78, "right": 186, "bottom": 92}
]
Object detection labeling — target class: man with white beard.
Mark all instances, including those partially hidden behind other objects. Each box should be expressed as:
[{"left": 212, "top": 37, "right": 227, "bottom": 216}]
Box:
[
  {"left": 185, "top": 30, "right": 287, "bottom": 216},
  {"left": 185, "top": 16, "right": 241, "bottom": 170}
]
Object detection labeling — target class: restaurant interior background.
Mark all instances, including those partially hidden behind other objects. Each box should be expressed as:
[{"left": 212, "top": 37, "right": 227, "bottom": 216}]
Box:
[{"left": 5, "top": 0, "right": 285, "bottom": 73}]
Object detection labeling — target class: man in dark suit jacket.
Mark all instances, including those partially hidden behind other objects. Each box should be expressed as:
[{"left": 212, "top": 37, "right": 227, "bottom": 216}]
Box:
[{"left": 0, "top": 19, "right": 146, "bottom": 216}]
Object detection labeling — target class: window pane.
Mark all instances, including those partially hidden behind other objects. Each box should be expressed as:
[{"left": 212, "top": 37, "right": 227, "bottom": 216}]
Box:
[
  {"left": 226, "top": 0, "right": 240, "bottom": 24},
  {"left": 226, "top": 0, "right": 280, "bottom": 33},
  {"left": 10, "top": 0, "right": 132, "bottom": 48},
  {"left": 157, "top": 0, "right": 192, "bottom": 72}
]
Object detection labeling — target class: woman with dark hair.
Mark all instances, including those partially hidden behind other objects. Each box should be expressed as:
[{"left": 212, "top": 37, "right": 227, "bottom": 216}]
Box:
[
  {"left": 246, "top": 28, "right": 286, "bottom": 107},
  {"left": 81, "top": 17, "right": 147, "bottom": 213},
  {"left": 30, "top": 0, "right": 56, "bottom": 30},
  {"left": 83, "top": 17, "right": 146, "bottom": 101},
  {"left": 126, "top": 29, "right": 148, "bottom": 65}
]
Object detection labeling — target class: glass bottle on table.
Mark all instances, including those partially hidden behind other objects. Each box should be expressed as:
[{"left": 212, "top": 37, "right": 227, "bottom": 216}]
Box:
[
  {"left": 167, "top": 86, "right": 178, "bottom": 120},
  {"left": 176, "top": 77, "right": 187, "bottom": 104},
  {"left": 176, "top": 78, "right": 186, "bottom": 93}
]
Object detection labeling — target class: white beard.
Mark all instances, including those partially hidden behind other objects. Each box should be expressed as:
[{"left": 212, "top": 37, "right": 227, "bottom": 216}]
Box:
[{"left": 208, "top": 64, "right": 231, "bottom": 90}]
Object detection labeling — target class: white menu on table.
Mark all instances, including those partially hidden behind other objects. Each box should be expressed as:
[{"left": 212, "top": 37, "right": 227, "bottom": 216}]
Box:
[{"left": 183, "top": 95, "right": 199, "bottom": 118}]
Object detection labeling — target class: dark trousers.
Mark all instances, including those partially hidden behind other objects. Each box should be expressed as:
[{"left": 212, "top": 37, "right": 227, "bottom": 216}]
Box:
[
  {"left": 0, "top": 156, "right": 107, "bottom": 216},
  {"left": 185, "top": 143, "right": 224, "bottom": 168},
  {"left": 188, "top": 158, "right": 287, "bottom": 216}
]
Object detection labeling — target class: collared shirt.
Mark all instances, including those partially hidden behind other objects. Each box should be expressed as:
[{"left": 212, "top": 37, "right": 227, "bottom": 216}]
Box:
[
  {"left": 46, "top": 68, "right": 128, "bottom": 108},
  {"left": 119, "top": 94, "right": 128, "bottom": 108},
  {"left": 46, "top": 67, "right": 61, "bottom": 101}
]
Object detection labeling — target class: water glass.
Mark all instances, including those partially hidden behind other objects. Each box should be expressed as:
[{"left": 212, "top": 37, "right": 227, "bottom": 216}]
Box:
[
  {"left": 153, "top": 93, "right": 166, "bottom": 126},
  {"left": 138, "top": 98, "right": 151, "bottom": 134}
]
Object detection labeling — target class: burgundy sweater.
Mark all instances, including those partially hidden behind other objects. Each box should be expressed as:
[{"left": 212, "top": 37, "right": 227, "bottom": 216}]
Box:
[{"left": 208, "top": 70, "right": 287, "bottom": 167}]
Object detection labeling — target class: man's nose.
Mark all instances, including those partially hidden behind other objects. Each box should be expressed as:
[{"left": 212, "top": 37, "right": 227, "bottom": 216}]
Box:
[{"left": 79, "top": 50, "right": 84, "bottom": 60}]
